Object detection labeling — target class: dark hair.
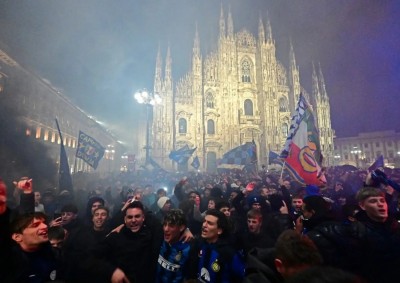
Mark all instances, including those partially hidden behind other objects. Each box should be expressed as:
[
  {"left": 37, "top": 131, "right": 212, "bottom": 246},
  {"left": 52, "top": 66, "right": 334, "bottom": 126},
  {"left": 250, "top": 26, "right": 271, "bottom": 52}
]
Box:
[
  {"left": 124, "top": 200, "right": 145, "bottom": 214},
  {"left": 205, "top": 209, "right": 230, "bottom": 237},
  {"left": 355, "top": 187, "right": 385, "bottom": 202},
  {"left": 61, "top": 203, "right": 78, "bottom": 214},
  {"left": 303, "top": 196, "right": 329, "bottom": 218},
  {"left": 48, "top": 226, "right": 66, "bottom": 240},
  {"left": 11, "top": 212, "right": 47, "bottom": 234},
  {"left": 163, "top": 209, "right": 186, "bottom": 227},
  {"left": 86, "top": 196, "right": 105, "bottom": 218},
  {"left": 215, "top": 200, "right": 230, "bottom": 211},
  {"left": 275, "top": 229, "right": 322, "bottom": 267}
]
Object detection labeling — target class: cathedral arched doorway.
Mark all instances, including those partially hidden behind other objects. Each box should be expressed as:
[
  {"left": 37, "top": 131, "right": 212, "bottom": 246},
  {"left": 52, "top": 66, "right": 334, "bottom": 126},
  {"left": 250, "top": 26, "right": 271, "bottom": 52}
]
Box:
[{"left": 206, "top": 152, "right": 217, "bottom": 173}]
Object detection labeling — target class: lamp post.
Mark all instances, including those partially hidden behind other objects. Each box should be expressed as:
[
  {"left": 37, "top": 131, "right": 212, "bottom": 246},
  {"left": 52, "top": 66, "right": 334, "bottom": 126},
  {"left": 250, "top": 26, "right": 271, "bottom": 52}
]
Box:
[{"left": 134, "top": 89, "right": 161, "bottom": 165}]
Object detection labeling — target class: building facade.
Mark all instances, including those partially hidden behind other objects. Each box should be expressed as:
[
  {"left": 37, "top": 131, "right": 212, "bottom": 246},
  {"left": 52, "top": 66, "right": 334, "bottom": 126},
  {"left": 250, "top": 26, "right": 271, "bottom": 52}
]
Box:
[
  {"left": 151, "top": 7, "right": 335, "bottom": 172},
  {"left": 334, "top": 131, "right": 400, "bottom": 168},
  {"left": 0, "top": 48, "right": 124, "bottom": 175}
]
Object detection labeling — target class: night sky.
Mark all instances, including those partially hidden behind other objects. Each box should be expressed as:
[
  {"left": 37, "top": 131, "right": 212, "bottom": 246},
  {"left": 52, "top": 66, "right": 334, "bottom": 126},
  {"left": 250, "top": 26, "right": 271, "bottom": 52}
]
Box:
[{"left": 0, "top": 0, "right": 399, "bottom": 148}]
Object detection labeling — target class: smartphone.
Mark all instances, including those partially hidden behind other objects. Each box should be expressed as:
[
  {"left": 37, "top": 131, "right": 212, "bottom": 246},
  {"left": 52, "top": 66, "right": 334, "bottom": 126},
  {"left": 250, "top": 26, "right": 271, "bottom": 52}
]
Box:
[{"left": 53, "top": 213, "right": 62, "bottom": 219}]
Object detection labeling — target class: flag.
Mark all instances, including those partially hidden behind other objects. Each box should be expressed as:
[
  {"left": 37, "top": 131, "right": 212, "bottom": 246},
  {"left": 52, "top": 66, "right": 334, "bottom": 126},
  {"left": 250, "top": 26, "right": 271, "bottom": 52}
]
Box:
[
  {"left": 75, "top": 131, "right": 105, "bottom": 169},
  {"left": 280, "top": 94, "right": 325, "bottom": 185},
  {"left": 55, "top": 119, "right": 73, "bottom": 192},
  {"left": 218, "top": 142, "right": 257, "bottom": 170},
  {"left": 368, "top": 155, "right": 384, "bottom": 172},
  {"left": 149, "top": 157, "right": 167, "bottom": 171},
  {"left": 191, "top": 156, "right": 200, "bottom": 169},
  {"left": 169, "top": 146, "right": 196, "bottom": 164},
  {"left": 268, "top": 151, "right": 280, "bottom": 165}
]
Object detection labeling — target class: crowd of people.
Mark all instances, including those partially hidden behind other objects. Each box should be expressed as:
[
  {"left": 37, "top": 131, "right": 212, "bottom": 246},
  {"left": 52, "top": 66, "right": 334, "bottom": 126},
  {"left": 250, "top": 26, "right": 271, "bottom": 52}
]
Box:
[{"left": 1, "top": 165, "right": 400, "bottom": 283}]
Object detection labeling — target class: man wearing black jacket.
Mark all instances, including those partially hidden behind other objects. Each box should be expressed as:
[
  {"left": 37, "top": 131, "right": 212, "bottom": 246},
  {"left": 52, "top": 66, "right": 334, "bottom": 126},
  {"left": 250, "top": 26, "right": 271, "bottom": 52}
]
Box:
[{"left": 84, "top": 201, "right": 163, "bottom": 283}]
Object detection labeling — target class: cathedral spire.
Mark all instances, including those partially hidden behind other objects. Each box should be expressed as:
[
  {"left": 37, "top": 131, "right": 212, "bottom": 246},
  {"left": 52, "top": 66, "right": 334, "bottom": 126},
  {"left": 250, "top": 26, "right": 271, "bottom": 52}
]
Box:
[
  {"left": 266, "top": 12, "right": 273, "bottom": 42},
  {"left": 258, "top": 14, "right": 265, "bottom": 44},
  {"left": 312, "top": 62, "right": 320, "bottom": 99},
  {"left": 227, "top": 6, "right": 234, "bottom": 38},
  {"left": 154, "top": 45, "right": 163, "bottom": 93},
  {"left": 193, "top": 23, "right": 200, "bottom": 58},
  {"left": 318, "top": 63, "right": 328, "bottom": 100},
  {"left": 164, "top": 44, "right": 172, "bottom": 91},
  {"left": 219, "top": 4, "right": 225, "bottom": 38},
  {"left": 289, "top": 40, "right": 297, "bottom": 70}
]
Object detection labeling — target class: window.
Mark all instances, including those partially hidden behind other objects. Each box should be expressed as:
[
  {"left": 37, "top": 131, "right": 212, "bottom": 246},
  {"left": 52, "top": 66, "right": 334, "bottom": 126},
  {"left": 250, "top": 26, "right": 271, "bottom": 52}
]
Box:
[
  {"left": 344, "top": 154, "right": 349, "bottom": 160},
  {"left": 375, "top": 142, "right": 380, "bottom": 147},
  {"left": 279, "top": 97, "right": 288, "bottom": 112},
  {"left": 207, "top": 120, "right": 215, "bottom": 134},
  {"left": 206, "top": 93, "right": 215, "bottom": 108},
  {"left": 179, "top": 118, "right": 187, "bottom": 134},
  {"left": 387, "top": 141, "right": 393, "bottom": 147},
  {"left": 364, "top": 143, "right": 368, "bottom": 148},
  {"left": 241, "top": 60, "right": 251, "bottom": 83},
  {"left": 36, "top": 127, "right": 41, "bottom": 139},
  {"left": 281, "top": 123, "right": 288, "bottom": 137},
  {"left": 244, "top": 99, "right": 253, "bottom": 116}
]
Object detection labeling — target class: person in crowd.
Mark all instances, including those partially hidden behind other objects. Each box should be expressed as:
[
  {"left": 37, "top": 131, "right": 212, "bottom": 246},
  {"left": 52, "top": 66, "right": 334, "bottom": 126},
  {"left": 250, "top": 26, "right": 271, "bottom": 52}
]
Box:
[
  {"left": 83, "top": 196, "right": 105, "bottom": 225},
  {"left": 295, "top": 195, "right": 332, "bottom": 234},
  {"left": 188, "top": 209, "right": 245, "bottom": 283},
  {"left": 6, "top": 212, "right": 63, "bottom": 282},
  {"left": 48, "top": 225, "right": 66, "bottom": 249},
  {"left": 290, "top": 193, "right": 303, "bottom": 221},
  {"left": 274, "top": 229, "right": 323, "bottom": 280},
  {"left": 47, "top": 225, "right": 66, "bottom": 270},
  {"left": 90, "top": 205, "right": 111, "bottom": 243},
  {"left": 84, "top": 201, "right": 163, "bottom": 283},
  {"left": 265, "top": 194, "right": 294, "bottom": 240},
  {"left": 151, "top": 188, "right": 168, "bottom": 212},
  {"left": 155, "top": 196, "right": 172, "bottom": 223},
  {"left": 51, "top": 203, "right": 94, "bottom": 283},
  {"left": 235, "top": 208, "right": 275, "bottom": 255},
  {"left": 156, "top": 209, "right": 192, "bottom": 283},
  {"left": 34, "top": 191, "right": 45, "bottom": 213},
  {"left": 353, "top": 186, "right": 400, "bottom": 282}
]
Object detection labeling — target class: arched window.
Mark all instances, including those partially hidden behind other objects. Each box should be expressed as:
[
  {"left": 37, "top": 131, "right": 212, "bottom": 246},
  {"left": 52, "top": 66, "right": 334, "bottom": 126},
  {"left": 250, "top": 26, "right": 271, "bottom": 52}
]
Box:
[
  {"left": 206, "top": 93, "right": 215, "bottom": 108},
  {"left": 279, "top": 97, "right": 288, "bottom": 112},
  {"left": 207, "top": 119, "right": 215, "bottom": 134},
  {"left": 281, "top": 123, "right": 288, "bottom": 137},
  {"left": 244, "top": 99, "right": 253, "bottom": 116},
  {"left": 179, "top": 118, "right": 187, "bottom": 134},
  {"left": 241, "top": 60, "right": 251, "bottom": 83}
]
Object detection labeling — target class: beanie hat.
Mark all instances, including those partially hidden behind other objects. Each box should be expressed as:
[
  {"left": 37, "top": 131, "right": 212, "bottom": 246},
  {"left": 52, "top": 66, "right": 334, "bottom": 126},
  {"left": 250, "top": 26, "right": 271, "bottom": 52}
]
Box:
[
  {"left": 305, "top": 185, "right": 320, "bottom": 197},
  {"left": 157, "top": 196, "right": 170, "bottom": 209},
  {"left": 247, "top": 195, "right": 264, "bottom": 206}
]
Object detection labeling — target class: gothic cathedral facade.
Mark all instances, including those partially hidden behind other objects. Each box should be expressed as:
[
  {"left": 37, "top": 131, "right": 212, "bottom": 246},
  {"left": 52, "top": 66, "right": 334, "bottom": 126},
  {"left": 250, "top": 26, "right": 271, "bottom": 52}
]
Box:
[{"left": 151, "top": 8, "right": 334, "bottom": 172}]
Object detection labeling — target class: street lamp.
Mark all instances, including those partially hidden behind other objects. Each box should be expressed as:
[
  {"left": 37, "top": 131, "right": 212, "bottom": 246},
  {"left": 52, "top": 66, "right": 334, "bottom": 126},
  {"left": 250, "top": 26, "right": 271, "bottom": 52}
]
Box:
[{"left": 134, "top": 89, "right": 161, "bottom": 165}]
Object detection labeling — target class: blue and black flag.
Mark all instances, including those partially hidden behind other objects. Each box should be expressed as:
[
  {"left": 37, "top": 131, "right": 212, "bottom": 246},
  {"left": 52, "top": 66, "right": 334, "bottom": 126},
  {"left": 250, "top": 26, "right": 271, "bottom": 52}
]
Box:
[
  {"left": 169, "top": 145, "right": 196, "bottom": 164},
  {"left": 75, "top": 131, "right": 105, "bottom": 169}
]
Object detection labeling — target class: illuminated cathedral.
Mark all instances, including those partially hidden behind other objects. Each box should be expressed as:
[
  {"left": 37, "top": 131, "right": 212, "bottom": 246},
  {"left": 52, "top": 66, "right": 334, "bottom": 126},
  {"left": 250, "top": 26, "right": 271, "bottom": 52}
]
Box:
[{"left": 150, "top": 7, "right": 334, "bottom": 172}]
